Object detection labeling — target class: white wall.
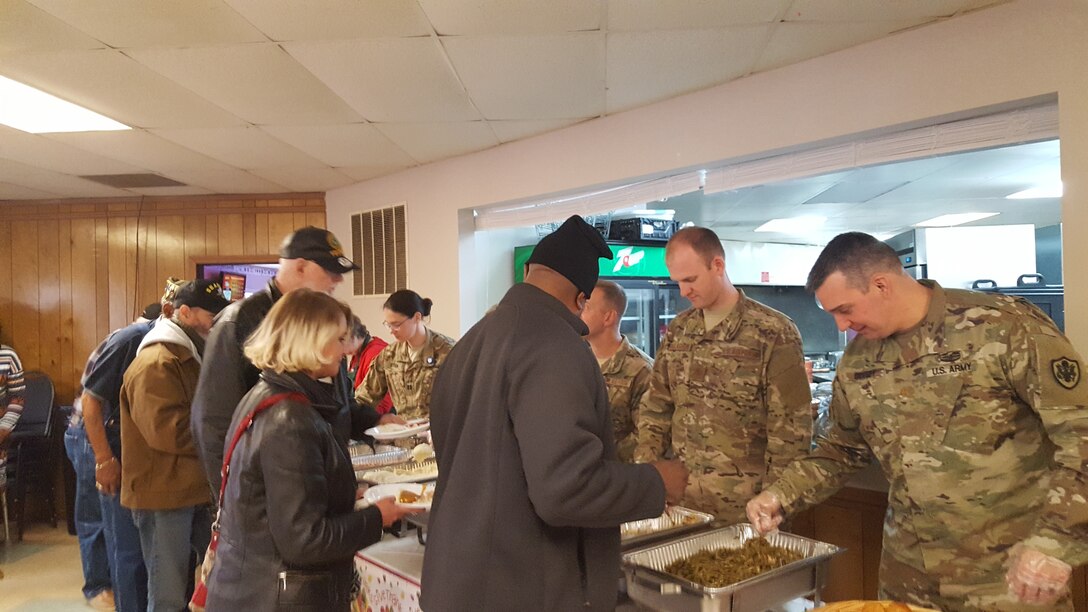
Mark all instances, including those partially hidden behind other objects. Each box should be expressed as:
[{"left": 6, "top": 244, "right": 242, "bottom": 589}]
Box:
[
  {"left": 925, "top": 225, "right": 1037, "bottom": 289},
  {"left": 328, "top": 0, "right": 1088, "bottom": 350},
  {"left": 723, "top": 241, "right": 824, "bottom": 286}
]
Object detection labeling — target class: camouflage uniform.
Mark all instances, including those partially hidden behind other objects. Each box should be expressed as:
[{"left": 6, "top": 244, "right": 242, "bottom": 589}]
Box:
[
  {"left": 599, "top": 336, "right": 653, "bottom": 462},
  {"left": 634, "top": 291, "right": 812, "bottom": 522},
  {"left": 355, "top": 328, "right": 455, "bottom": 421},
  {"left": 767, "top": 281, "right": 1088, "bottom": 611}
]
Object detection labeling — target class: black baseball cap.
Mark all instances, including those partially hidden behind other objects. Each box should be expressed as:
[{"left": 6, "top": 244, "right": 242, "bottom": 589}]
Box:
[
  {"left": 173, "top": 279, "right": 230, "bottom": 315},
  {"left": 279, "top": 226, "right": 360, "bottom": 274}
]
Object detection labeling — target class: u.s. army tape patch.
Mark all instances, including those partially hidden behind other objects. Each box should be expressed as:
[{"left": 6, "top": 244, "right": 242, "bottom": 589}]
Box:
[{"left": 1051, "top": 357, "right": 1081, "bottom": 390}]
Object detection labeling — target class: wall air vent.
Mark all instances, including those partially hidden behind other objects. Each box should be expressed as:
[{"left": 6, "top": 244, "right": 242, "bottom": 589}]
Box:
[
  {"left": 351, "top": 203, "right": 407, "bottom": 297},
  {"left": 80, "top": 173, "right": 187, "bottom": 188}
]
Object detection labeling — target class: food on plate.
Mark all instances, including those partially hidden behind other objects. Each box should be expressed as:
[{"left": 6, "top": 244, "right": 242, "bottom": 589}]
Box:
[
  {"left": 664, "top": 538, "right": 803, "bottom": 587},
  {"left": 397, "top": 485, "right": 433, "bottom": 505},
  {"left": 411, "top": 443, "right": 434, "bottom": 463},
  {"left": 376, "top": 423, "right": 407, "bottom": 433}
]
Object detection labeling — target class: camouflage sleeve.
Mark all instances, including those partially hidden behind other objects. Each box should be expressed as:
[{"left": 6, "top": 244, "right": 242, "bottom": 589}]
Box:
[
  {"left": 633, "top": 334, "right": 674, "bottom": 463},
  {"left": 763, "top": 323, "right": 813, "bottom": 483},
  {"left": 618, "top": 361, "right": 653, "bottom": 457},
  {"left": 354, "top": 348, "right": 391, "bottom": 409},
  {"left": 767, "top": 378, "right": 873, "bottom": 516},
  {"left": 1007, "top": 315, "right": 1088, "bottom": 566}
]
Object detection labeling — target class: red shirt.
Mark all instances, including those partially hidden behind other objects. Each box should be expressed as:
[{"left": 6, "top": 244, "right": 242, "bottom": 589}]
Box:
[{"left": 349, "top": 337, "right": 393, "bottom": 414}]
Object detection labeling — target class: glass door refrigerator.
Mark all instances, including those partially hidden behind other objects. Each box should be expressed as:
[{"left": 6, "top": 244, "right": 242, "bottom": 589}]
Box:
[{"left": 514, "top": 243, "right": 689, "bottom": 358}]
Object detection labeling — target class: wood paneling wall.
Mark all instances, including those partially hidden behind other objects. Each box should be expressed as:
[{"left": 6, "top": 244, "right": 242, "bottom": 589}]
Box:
[{"left": 0, "top": 193, "right": 325, "bottom": 405}]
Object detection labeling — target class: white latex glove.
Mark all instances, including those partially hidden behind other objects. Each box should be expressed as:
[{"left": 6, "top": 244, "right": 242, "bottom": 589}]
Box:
[
  {"left": 1006, "top": 545, "right": 1071, "bottom": 606},
  {"left": 746, "top": 490, "right": 784, "bottom": 535}
]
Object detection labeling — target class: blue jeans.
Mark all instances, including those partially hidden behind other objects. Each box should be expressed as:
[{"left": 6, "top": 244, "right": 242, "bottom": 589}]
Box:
[
  {"left": 133, "top": 505, "right": 212, "bottom": 612},
  {"left": 100, "top": 424, "right": 148, "bottom": 612},
  {"left": 63, "top": 421, "right": 112, "bottom": 600}
]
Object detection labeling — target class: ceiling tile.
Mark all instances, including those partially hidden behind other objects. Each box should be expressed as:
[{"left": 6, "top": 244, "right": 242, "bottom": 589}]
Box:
[
  {"left": 249, "top": 166, "right": 356, "bottom": 192},
  {"left": 337, "top": 164, "right": 415, "bottom": 182},
  {"left": 375, "top": 122, "right": 499, "bottom": 164},
  {"left": 223, "top": 0, "right": 431, "bottom": 41},
  {"left": 164, "top": 166, "right": 289, "bottom": 194},
  {"left": 0, "top": 158, "right": 133, "bottom": 197},
  {"left": 285, "top": 38, "right": 479, "bottom": 122},
  {"left": 802, "top": 180, "right": 909, "bottom": 204},
  {"left": 607, "top": 0, "right": 789, "bottom": 30},
  {"left": 0, "top": 180, "right": 62, "bottom": 200},
  {"left": 753, "top": 20, "right": 926, "bottom": 72},
  {"left": 606, "top": 27, "right": 770, "bottom": 113},
  {"left": 126, "top": 185, "right": 214, "bottom": 196},
  {"left": 150, "top": 126, "right": 326, "bottom": 169},
  {"left": 489, "top": 119, "right": 584, "bottom": 143},
  {"left": 260, "top": 124, "right": 416, "bottom": 168},
  {"left": 24, "top": 0, "right": 267, "bottom": 47},
  {"left": 785, "top": 0, "right": 1007, "bottom": 23},
  {"left": 0, "top": 125, "right": 147, "bottom": 175},
  {"left": 443, "top": 33, "right": 605, "bottom": 119},
  {"left": 0, "top": 0, "right": 106, "bottom": 56},
  {"left": 1, "top": 50, "right": 246, "bottom": 129},
  {"left": 45, "top": 130, "right": 239, "bottom": 176},
  {"left": 128, "top": 43, "right": 363, "bottom": 125},
  {"left": 420, "top": 0, "right": 601, "bottom": 35}
]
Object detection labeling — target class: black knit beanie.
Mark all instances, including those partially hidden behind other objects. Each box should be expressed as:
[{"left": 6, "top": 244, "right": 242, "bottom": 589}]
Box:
[{"left": 526, "top": 215, "right": 613, "bottom": 297}]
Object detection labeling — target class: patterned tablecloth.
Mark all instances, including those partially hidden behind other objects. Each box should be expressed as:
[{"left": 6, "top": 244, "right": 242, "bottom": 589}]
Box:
[{"left": 354, "top": 536, "right": 424, "bottom": 612}]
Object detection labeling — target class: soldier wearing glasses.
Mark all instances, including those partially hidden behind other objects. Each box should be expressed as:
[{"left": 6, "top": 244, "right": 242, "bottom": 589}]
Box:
[{"left": 354, "top": 289, "right": 455, "bottom": 420}]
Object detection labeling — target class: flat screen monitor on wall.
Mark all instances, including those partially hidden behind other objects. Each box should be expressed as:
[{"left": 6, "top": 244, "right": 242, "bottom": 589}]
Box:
[{"left": 194, "top": 260, "right": 278, "bottom": 301}]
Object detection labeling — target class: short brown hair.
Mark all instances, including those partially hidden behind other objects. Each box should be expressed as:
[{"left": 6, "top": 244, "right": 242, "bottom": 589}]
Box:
[
  {"left": 591, "top": 280, "right": 627, "bottom": 316},
  {"left": 806, "top": 232, "right": 903, "bottom": 292},
  {"left": 667, "top": 226, "right": 724, "bottom": 266},
  {"left": 245, "top": 289, "right": 351, "bottom": 373}
]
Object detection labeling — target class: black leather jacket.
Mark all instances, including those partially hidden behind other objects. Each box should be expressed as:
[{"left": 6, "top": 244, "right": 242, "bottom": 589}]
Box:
[
  {"left": 205, "top": 370, "right": 383, "bottom": 612},
  {"left": 192, "top": 279, "right": 380, "bottom": 497}
]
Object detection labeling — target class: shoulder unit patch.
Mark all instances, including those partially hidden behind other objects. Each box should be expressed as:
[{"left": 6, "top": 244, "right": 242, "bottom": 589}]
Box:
[{"left": 1052, "top": 357, "right": 1081, "bottom": 390}]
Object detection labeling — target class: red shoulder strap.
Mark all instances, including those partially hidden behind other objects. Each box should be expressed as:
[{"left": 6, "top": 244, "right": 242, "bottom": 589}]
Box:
[{"left": 216, "top": 391, "right": 308, "bottom": 508}]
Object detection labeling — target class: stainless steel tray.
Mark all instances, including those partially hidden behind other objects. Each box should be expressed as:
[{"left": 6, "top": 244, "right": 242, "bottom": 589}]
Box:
[
  {"left": 358, "top": 457, "right": 438, "bottom": 484},
  {"left": 620, "top": 506, "right": 715, "bottom": 549},
  {"left": 622, "top": 524, "right": 842, "bottom": 612}
]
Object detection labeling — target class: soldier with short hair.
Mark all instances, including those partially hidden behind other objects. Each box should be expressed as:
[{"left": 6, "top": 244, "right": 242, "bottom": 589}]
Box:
[
  {"left": 581, "top": 279, "right": 653, "bottom": 462},
  {"left": 748, "top": 231, "right": 1088, "bottom": 611},
  {"left": 634, "top": 226, "right": 812, "bottom": 522}
]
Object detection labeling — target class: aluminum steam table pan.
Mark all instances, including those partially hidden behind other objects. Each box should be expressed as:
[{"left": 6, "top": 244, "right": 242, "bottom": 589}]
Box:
[
  {"left": 350, "top": 444, "right": 409, "bottom": 469},
  {"left": 621, "top": 506, "right": 715, "bottom": 550},
  {"left": 622, "top": 523, "right": 842, "bottom": 612}
]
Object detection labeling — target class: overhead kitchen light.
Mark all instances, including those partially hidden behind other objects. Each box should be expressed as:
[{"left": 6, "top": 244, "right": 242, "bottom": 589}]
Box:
[
  {"left": 0, "top": 75, "right": 129, "bottom": 133},
  {"left": 755, "top": 215, "right": 826, "bottom": 233},
  {"left": 1006, "top": 183, "right": 1063, "bottom": 199},
  {"left": 914, "top": 212, "right": 999, "bottom": 227}
]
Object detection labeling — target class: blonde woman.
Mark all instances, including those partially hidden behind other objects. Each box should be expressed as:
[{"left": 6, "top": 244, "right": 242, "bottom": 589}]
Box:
[
  {"left": 204, "top": 289, "right": 418, "bottom": 612},
  {"left": 354, "top": 289, "right": 455, "bottom": 420}
]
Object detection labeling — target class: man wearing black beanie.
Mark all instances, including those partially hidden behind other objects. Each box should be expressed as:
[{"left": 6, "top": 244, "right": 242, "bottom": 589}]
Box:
[{"left": 422, "top": 215, "right": 688, "bottom": 611}]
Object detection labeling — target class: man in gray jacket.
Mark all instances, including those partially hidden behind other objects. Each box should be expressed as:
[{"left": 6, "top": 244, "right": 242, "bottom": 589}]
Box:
[{"left": 422, "top": 215, "right": 688, "bottom": 611}]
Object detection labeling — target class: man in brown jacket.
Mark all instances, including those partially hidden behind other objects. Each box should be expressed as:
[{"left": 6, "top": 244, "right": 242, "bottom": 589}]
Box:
[{"left": 119, "top": 279, "right": 229, "bottom": 611}]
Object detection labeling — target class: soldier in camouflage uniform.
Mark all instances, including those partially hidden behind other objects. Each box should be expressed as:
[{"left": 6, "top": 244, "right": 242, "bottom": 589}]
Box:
[
  {"left": 355, "top": 289, "right": 455, "bottom": 420},
  {"left": 581, "top": 280, "right": 653, "bottom": 462},
  {"left": 748, "top": 232, "right": 1088, "bottom": 611},
  {"left": 634, "top": 227, "right": 813, "bottom": 522}
]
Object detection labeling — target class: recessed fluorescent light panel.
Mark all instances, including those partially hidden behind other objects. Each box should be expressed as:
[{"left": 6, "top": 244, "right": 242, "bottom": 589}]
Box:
[
  {"left": 914, "top": 212, "right": 999, "bottom": 227},
  {"left": 754, "top": 216, "right": 826, "bottom": 233},
  {"left": 1006, "top": 183, "right": 1063, "bottom": 199},
  {"left": 0, "top": 75, "right": 130, "bottom": 133}
]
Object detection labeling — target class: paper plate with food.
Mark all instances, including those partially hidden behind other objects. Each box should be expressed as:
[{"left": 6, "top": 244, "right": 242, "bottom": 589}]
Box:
[
  {"left": 364, "top": 418, "right": 430, "bottom": 440},
  {"left": 363, "top": 483, "right": 434, "bottom": 510}
]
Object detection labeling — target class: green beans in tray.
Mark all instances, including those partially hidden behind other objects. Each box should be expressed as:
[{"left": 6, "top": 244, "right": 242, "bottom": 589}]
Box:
[{"left": 664, "top": 538, "right": 804, "bottom": 587}]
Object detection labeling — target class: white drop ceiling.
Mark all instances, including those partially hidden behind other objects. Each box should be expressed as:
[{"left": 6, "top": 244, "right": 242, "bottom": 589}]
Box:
[{"left": 0, "top": 0, "right": 1014, "bottom": 202}]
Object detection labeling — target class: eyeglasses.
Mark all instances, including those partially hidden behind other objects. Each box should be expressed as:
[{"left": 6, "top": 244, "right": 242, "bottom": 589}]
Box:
[{"left": 383, "top": 318, "right": 410, "bottom": 331}]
